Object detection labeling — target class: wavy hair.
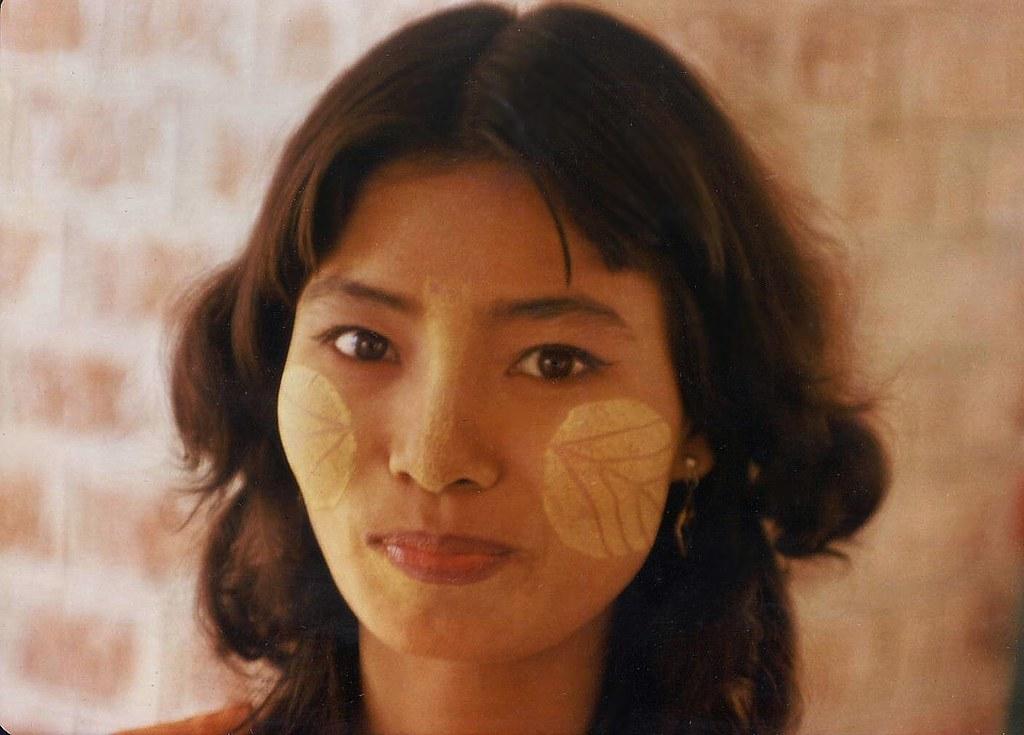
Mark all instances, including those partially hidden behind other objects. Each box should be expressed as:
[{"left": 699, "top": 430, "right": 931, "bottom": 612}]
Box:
[{"left": 170, "top": 3, "right": 889, "bottom": 733}]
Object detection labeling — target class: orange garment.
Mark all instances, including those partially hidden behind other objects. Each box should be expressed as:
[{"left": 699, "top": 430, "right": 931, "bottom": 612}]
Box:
[{"left": 115, "top": 705, "right": 251, "bottom": 735}]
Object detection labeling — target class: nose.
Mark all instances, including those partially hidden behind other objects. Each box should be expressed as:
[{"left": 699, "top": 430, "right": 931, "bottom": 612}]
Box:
[{"left": 387, "top": 362, "right": 501, "bottom": 494}]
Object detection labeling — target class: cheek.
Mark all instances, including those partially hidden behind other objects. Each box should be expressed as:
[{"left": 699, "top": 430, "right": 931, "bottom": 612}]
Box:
[
  {"left": 277, "top": 364, "right": 357, "bottom": 510},
  {"left": 542, "top": 399, "right": 674, "bottom": 559}
]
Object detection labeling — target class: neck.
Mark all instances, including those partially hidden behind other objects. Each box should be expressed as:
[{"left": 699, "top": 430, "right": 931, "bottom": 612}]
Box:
[{"left": 359, "top": 614, "right": 609, "bottom": 735}]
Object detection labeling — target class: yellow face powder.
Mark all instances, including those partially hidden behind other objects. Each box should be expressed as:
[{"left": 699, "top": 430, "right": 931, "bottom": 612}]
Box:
[
  {"left": 277, "top": 364, "right": 356, "bottom": 510},
  {"left": 543, "top": 399, "right": 674, "bottom": 558}
]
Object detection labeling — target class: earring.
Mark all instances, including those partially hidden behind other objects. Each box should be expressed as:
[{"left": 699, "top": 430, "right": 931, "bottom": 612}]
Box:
[{"left": 674, "top": 456, "right": 700, "bottom": 556}]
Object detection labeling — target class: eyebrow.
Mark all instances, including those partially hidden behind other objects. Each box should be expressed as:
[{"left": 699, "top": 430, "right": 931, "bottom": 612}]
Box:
[
  {"left": 303, "top": 276, "right": 417, "bottom": 313},
  {"left": 303, "top": 276, "right": 632, "bottom": 333},
  {"left": 486, "top": 296, "right": 631, "bottom": 332}
]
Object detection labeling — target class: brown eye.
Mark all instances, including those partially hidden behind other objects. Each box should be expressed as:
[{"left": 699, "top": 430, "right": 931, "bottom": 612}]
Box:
[
  {"left": 515, "top": 345, "right": 602, "bottom": 381},
  {"left": 538, "top": 349, "right": 577, "bottom": 379},
  {"left": 334, "top": 329, "right": 394, "bottom": 361}
]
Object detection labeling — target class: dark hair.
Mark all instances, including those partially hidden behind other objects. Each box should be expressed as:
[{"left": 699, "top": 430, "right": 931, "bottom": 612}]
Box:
[{"left": 170, "top": 3, "right": 888, "bottom": 733}]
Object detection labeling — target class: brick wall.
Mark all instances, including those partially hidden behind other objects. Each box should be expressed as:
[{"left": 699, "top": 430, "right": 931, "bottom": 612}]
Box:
[{"left": 1, "top": 0, "right": 1021, "bottom": 732}]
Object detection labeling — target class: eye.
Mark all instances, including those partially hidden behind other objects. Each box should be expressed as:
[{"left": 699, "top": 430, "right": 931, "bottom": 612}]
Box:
[
  {"left": 513, "top": 344, "right": 607, "bottom": 381},
  {"left": 331, "top": 327, "right": 397, "bottom": 362}
]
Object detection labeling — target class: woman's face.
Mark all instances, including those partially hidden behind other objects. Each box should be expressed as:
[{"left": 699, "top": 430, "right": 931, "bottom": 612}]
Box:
[{"left": 278, "top": 158, "right": 710, "bottom": 662}]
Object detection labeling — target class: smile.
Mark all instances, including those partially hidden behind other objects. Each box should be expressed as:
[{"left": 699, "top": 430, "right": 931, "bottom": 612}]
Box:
[{"left": 367, "top": 531, "right": 514, "bottom": 585}]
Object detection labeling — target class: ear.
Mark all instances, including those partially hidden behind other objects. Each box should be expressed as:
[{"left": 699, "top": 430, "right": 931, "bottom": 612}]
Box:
[{"left": 670, "top": 431, "right": 714, "bottom": 483}]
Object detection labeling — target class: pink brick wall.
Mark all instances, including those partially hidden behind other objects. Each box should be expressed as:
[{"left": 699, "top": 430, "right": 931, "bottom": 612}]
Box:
[{"left": 1, "top": 0, "right": 1021, "bottom": 732}]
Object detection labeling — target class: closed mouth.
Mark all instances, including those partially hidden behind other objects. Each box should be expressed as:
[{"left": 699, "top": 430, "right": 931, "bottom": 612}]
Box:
[{"left": 367, "top": 531, "right": 514, "bottom": 585}]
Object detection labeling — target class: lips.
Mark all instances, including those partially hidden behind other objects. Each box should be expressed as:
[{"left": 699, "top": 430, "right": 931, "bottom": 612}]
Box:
[{"left": 368, "top": 531, "right": 513, "bottom": 585}]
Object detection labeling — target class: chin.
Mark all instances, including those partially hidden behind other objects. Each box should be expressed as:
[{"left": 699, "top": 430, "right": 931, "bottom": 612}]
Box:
[
  {"left": 336, "top": 542, "right": 626, "bottom": 664},
  {"left": 361, "top": 606, "right": 540, "bottom": 663},
  {"left": 353, "top": 581, "right": 593, "bottom": 664}
]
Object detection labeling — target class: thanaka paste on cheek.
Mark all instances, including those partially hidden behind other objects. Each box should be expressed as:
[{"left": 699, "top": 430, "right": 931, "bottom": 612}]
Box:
[
  {"left": 543, "top": 399, "right": 674, "bottom": 558},
  {"left": 277, "top": 364, "right": 356, "bottom": 510}
]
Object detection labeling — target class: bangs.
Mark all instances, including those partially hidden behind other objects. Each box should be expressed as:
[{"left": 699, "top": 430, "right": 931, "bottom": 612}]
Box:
[{"left": 285, "top": 12, "right": 705, "bottom": 304}]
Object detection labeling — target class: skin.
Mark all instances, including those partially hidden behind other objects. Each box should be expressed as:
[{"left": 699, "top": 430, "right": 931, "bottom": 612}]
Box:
[
  {"left": 278, "top": 364, "right": 356, "bottom": 510},
  {"left": 543, "top": 398, "right": 675, "bottom": 558},
  {"left": 278, "top": 158, "right": 712, "bottom": 735}
]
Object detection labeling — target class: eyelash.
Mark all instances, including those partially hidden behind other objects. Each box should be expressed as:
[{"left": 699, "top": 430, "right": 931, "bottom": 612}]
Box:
[
  {"left": 318, "top": 326, "right": 399, "bottom": 363},
  {"left": 316, "top": 327, "right": 610, "bottom": 382},
  {"left": 510, "top": 344, "right": 609, "bottom": 381}
]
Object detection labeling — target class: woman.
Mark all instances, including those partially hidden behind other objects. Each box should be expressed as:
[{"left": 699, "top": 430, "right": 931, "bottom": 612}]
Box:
[{"left": 138, "top": 2, "right": 888, "bottom": 733}]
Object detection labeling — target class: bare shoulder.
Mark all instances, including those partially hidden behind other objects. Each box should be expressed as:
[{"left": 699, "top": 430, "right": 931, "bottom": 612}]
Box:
[{"left": 115, "top": 705, "right": 252, "bottom": 735}]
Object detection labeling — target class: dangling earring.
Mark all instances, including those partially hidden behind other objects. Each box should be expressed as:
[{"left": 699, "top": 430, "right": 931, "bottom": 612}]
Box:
[{"left": 674, "top": 456, "right": 700, "bottom": 556}]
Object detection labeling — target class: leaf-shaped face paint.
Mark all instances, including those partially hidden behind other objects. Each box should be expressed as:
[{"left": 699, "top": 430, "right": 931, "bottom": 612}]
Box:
[
  {"left": 277, "top": 365, "right": 356, "bottom": 510},
  {"left": 543, "top": 399, "right": 674, "bottom": 558}
]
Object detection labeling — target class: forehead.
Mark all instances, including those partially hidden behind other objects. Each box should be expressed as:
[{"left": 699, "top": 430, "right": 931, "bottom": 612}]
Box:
[
  {"left": 303, "top": 158, "right": 665, "bottom": 330},
  {"left": 319, "top": 158, "right": 577, "bottom": 289}
]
